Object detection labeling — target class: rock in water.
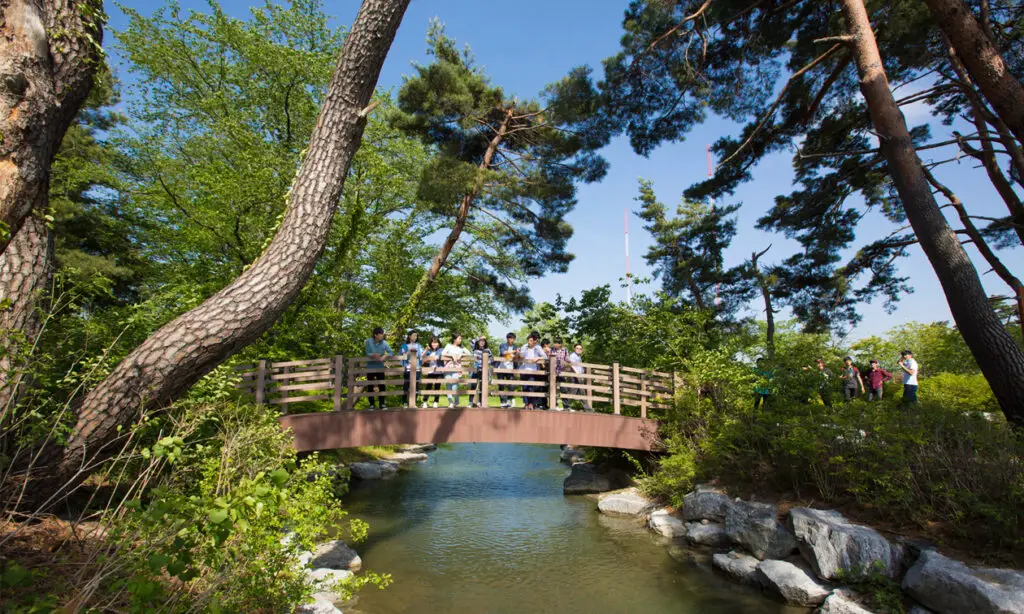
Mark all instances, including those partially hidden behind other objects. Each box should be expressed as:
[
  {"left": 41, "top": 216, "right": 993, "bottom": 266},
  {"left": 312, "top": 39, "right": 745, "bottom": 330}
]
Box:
[
  {"left": 598, "top": 488, "right": 653, "bottom": 516},
  {"left": 348, "top": 460, "right": 398, "bottom": 480},
  {"left": 756, "top": 559, "right": 832, "bottom": 607},
  {"left": 818, "top": 588, "right": 876, "bottom": 614},
  {"left": 310, "top": 540, "right": 362, "bottom": 571},
  {"left": 389, "top": 451, "right": 429, "bottom": 464},
  {"left": 725, "top": 500, "right": 798, "bottom": 560},
  {"left": 648, "top": 509, "right": 686, "bottom": 538},
  {"left": 685, "top": 521, "right": 730, "bottom": 548},
  {"left": 789, "top": 507, "right": 905, "bottom": 580},
  {"left": 682, "top": 485, "right": 733, "bottom": 522},
  {"left": 902, "top": 550, "right": 1024, "bottom": 614},
  {"left": 712, "top": 550, "right": 761, "bottom": 586},
  {"left": 563, "top": 462, "right": 629, "bottom": 494}
]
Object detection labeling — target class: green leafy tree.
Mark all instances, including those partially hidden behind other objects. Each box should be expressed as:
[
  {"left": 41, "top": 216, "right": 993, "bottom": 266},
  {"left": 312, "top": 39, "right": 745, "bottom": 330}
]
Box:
[
  {"left": 388, "top": 21, "right": 608, "bottom": 338},
  {"left": 555, "top": 0, "right": 1024, "bottom": 423}
]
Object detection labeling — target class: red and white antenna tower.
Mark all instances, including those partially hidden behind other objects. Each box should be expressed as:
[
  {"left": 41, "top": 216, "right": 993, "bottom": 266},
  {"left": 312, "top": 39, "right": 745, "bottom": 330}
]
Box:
[{"left": 624, "top": 208, "right": 633, "bottom": 306}]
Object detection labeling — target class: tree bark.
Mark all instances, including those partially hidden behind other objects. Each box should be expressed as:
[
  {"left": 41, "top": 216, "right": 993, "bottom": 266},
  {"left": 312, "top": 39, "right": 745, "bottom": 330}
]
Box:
[
  {"left": 839, "top": 0, "right": 1024, "bottom": 426},
  {"left": 391, "top": 107, "right": 512, "bottom": 339},
  {"left": 750, "top": 246, "right": 775, "bottom": 357},
  {"left": 58, "top": 0, "right": 411, "bottom": 481},
  {"left": 921, "top": 166, "right": 1024, "bottom": 340},
  {"left": 0, "top": 0, "right": 104, "bottom": 253},
  {"left": 924, "top": 0, "right": 1024, "bottom": 148},
  {"left": 0, "top": 215, "right": 51, "bottom": 424}
]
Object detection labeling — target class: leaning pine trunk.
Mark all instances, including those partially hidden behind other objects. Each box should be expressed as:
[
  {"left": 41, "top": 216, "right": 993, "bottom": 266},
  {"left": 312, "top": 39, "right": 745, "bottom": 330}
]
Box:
[
  {"left": 58, "top": 0, "right": 411, "bottom": 486},
  {"left": 839, "top": 0, "right": 1024, "bottom": 426},
  {"left": 923, "top": 0, "right": 1024, "bottom": 148},
  {"left": 390, "top": 107, "right": 513, "bottom": 339}
]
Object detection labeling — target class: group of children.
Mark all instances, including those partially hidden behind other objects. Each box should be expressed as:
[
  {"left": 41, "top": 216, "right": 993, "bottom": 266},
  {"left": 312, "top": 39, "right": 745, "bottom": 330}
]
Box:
[
  {"left": 363, "top": 328, "right": 589, "bottom": 410},
  {"left": 754, "top": 350, "right": 920, "bottom": 408}
]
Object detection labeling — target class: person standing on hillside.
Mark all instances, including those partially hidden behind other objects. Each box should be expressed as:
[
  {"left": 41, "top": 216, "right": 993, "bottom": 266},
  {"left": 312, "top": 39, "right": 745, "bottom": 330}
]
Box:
[
  {"left": 840, "top": 356, "right": 865, "bottom": 402},
  {"left": 364, "top": 327, "right": 393, "bottom": 409},
  {"left": 802, "top": 358, "right": 833, "bottom": 407},
  {"left": 497, "top": 332, "right": 519, "bottom": 408},
  {"left": 899, "top": 350, "right": 919, "bottom": 405},
  {"left": 863, "top": 360, "right": 893, "bottom": 401},
  {"left": 753, "top": 357, "right": 773, "bottom": 410}
]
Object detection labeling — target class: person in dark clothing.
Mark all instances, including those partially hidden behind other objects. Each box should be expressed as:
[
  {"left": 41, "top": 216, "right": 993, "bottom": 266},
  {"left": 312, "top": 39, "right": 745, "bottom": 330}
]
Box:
[
  {"left": 840, "top": 356, "right": 865, "bottom": 402},
  {"left": 753, "top": 357, "right": 773, "bottom": 410}
]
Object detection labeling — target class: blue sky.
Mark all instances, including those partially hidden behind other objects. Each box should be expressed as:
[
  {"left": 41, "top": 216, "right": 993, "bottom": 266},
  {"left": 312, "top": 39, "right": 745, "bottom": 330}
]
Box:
[{"left": 107, "top": 0, "right": 1022, "bottom": 341}]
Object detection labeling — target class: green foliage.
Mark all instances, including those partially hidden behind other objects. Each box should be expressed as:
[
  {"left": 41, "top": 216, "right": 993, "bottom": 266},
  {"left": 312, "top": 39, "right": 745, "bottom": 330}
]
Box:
[
  {"left": 921, "top": 373, "right": 999, "bottom": 415},
  {"left": 390, "top": 20, "right": 607, "bottom": 312},
  {"left": 639, "top": 436, "right": 697, "bottom": 507},
  {"left": 835, "top": 562, "right": 905, "bottom": 614}
]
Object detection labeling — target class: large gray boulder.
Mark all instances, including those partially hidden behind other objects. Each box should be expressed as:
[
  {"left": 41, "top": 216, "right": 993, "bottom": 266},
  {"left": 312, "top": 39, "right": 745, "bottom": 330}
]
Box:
[
  {"left": 712, "top": 550, "right": 761, "bottom": 586},
  {"left": 790, "top": 507, "right": 905, "bottom": 580},
  {"left": 902, "top": 550, "right": 1024, "bottom": 614},
  {"left": 598, "top": 488, "right": 653, "bottom": 516},
  {"left": 725, "top": 499, "right": 798, "bottom": 560},
  {"left": 685, "top": 521, "right": 730, "bottom": 548},
  {"left": 348, "top": 460, "right": 398, "bottom": 480},
  {"left": 388, "top": 450, "right": 429, "bottom": 464},
  {"left": 648, "top": 508, "right": 686, "bottom": 539},
  {"left": 307, "top": 567, "right": 354, "bottom": 603},
  {"left": 682, "top": 485, "right": 733, "bottom": 522},
  {"left": 309, "top": 540, "right": 362, "bottom": 571},
  {"left": 757, "top": 559, "right": 832, "bottom": 607},
  {"left": 818, "top": 588, "right": 876, "bottom": 614},
  {"left": 296, "top": 593, "right": 342, "bottom": 614},
  {"left": 563, "top": 462, "right": 630, "bottom": 495}
]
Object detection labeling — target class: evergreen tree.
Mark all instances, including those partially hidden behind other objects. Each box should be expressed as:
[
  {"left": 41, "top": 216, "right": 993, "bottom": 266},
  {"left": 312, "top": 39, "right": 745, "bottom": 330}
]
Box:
[{"left": 389, "top": 21, "right": 607, "bottom": 337}]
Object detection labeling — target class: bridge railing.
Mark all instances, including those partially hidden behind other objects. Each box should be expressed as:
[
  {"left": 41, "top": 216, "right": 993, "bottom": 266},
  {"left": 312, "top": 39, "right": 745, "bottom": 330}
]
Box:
[{"left": 235, "top": 351, "right": 675, "bottom": 418}]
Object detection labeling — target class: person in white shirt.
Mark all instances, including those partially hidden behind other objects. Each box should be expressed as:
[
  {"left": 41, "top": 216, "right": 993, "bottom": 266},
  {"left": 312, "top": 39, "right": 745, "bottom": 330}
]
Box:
[
  {"left": 567, "top": 343, "right": 591, "bottom": 411},
  {"left": 442, "top": 334, "right": 472, "bottom": 408},
  {"left": 898, "top": 349, "right": 919, "bottom": 405},
  {"left": 518, "top": 332, "right": 548, "bottom": 409}
]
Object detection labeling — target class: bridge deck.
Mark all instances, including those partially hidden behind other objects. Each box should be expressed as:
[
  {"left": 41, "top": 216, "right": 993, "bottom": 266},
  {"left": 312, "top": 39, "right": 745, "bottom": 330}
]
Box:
[{"left": 281, "top": 408, "right": 661, "bottom": 452}]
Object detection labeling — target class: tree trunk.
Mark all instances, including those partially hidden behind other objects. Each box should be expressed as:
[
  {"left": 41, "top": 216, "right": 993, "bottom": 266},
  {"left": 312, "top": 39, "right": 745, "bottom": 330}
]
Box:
[
  {"left": 924, "top": 0, "right": 1024, "bottom": 148},
  {"left": 0, "top": 0, "right": 104, "bottom": 253},
  {"left": 391, "top": 108, "right": 512, "bottom": 339},
  {"left": 943, "top": 37, "right": 1024, "bottom": 246},
  {"left": 0, "top": 215, "right": 52, "bottom": 425},
  {"left": 58, "top": 0, "right": 411, "bottom": 483},
  {"left": 751, "top": 246, "right": 775, "bottom": 357},
  {"left": 921, "top": 165, "right": 1024, "bottom": 340},
  {"left": 839, "top": 0, "right": 1024, "bottom": 426}
]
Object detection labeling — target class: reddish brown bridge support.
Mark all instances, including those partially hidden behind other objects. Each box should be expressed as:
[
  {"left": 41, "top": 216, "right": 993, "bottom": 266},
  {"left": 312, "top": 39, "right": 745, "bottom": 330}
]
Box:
[{"left": 280, "top": 408, "right": 661, "bottom": 452}]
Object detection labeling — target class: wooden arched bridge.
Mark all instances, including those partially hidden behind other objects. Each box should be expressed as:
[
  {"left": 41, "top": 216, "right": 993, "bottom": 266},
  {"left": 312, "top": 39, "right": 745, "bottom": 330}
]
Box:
[{"left": 235, "top": 353, "right": 671, "bottom": 451}]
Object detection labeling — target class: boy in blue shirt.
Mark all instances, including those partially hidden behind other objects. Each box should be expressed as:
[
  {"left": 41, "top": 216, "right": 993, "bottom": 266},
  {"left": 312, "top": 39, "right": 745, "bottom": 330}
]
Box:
[{"left": 364, "top": 326, "right": 393, "bottom": 409}]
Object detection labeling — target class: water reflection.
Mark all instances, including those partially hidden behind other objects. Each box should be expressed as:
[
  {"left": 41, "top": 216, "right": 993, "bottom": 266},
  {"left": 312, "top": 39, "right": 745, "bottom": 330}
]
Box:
[{"left": 342, "top": 443, "right": 800, "bottom": 614}]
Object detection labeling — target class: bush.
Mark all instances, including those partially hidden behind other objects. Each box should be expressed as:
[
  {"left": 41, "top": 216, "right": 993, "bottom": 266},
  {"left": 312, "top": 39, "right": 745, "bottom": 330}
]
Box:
[
  {"left": 4, "top": 401, "right": 384, "bottom": 612},
  {"left": 919, "top": 372, "right": 999, "bottom": 415}
]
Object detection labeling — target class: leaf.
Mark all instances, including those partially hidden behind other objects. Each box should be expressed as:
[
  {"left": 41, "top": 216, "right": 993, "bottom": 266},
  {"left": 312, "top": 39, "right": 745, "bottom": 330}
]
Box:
[
  {"left": 208, "top": 508, "right": 229, "bottom": 524},
  {"left": 269, "top": 468, "right": 289, "bottom": 487},
  {"left": 147, "top": 553, "right": 169, "bottom": 573}
]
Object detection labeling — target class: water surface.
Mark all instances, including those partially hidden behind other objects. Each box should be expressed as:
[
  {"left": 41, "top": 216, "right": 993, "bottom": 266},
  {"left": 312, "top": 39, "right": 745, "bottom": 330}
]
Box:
[{"left": 342, "top": 443, "right": 799, "bottom": 614}]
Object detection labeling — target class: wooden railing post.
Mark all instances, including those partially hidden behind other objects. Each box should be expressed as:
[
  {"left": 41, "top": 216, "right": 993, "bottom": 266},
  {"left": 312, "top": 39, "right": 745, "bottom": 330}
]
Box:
[
  {"left": 586, "top": 365, "right": 593, "bottom": 409},
  {"left": 255, "top": 359, "right": 267, "bottom": 405},
  {"left": 612, "top": 362, "right": 621, "bottom": 415},
  {"left": 640, "top": 371, "right": 648, "bottom": 419},
  {"left": 279, "top": 364, "right": 290, "bottom": 410},
  {"left": 481, "top": 351, "right": 489, "bottom": 408},
  {"left": 547, "top": 356, "right": 557, "bottom": 410},
  {"left": 407, "top": 349, "right": 418, "bottom": 408},
  {"left": 332, "top": 355, "right": 344, "bottom": 411},
  {"left": 345, "top": 357, "right": 357, "bottom": 410}
]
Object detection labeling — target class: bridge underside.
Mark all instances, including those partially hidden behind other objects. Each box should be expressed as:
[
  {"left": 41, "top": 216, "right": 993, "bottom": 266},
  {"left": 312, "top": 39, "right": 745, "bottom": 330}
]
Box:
[{"left": 281, "top": 408, "right": 661, "bottom": 452}]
